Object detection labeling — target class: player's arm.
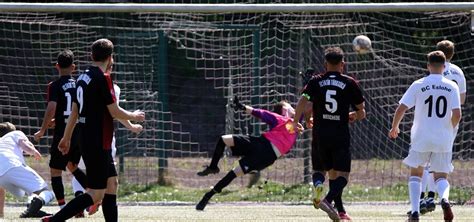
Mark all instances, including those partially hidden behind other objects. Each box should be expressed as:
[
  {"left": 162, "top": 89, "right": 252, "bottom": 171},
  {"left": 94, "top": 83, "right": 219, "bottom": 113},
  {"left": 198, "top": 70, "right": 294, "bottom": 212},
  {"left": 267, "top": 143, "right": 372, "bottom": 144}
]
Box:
[
  {"left": 389, "top": 104, "right": 408, "bottom": 139},
  {"left": 289, "top": 96, "right": 309, "bottom": 133},
  {"left": 349, "top": 102, "right": 366, "bottom": 123},
  {"left": 460, "top": 93, "right": 466, "bottom": 105},
  {"left": 304, "top": 102, "right": 313, "bottom": 128},
  {"left": 451, "top": 85, "right": 462, "bottom": 127},
  {"left": 451, "top": 108, "right": 461, "bottom": 128},
  {"left": 117, "top": 119, "right": 143, "bottom": 134},
  {"left": 0, "top": 187, "right": 4, "bottom": 218},
  {"left": 34, "top": 83, "right": 58, "bottom": 142},
  {"left": 107, "top": 103, "right": 145, "bottom": 122},
  {"left": 18, "top": 138, "right": 42, "bottom": 160},
  {"left": 58, "top": 102, "right": 79, "bottom": 155}
]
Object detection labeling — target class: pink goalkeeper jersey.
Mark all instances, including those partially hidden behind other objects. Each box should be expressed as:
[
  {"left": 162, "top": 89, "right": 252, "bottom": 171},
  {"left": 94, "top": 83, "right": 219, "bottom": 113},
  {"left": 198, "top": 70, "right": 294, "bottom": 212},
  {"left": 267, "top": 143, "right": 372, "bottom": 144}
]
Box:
[{"left": 251, "top": 109, "right": 298, "bottom": 155}]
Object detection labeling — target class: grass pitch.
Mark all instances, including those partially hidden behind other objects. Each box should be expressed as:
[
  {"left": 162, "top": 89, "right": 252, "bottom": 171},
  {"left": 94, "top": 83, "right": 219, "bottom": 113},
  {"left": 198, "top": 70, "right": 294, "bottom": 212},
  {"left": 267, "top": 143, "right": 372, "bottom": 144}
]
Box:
[{"left": 4, "top": 202, "right": 473, "bottom": 221}]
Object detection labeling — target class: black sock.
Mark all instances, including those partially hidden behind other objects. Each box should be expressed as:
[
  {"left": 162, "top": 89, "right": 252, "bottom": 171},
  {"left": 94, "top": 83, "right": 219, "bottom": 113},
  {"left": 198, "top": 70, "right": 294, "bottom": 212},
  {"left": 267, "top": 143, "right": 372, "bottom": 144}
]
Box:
[
  {"left": 72, "top": 168, "right": 88, "bottom": 189},
  {"left": 325, "top": 177, "right": 348, "bottom": 203},
  {"left": 420, "top": 192, "right": 425, "bottom": 199},
  {"left": 213, "top": 171, "right": 237, "bottom": 193},
  {"left": 428, "top": 191, "right": 435, "bottom": 198},
  {"left": 51, "top": 193, "right": 93, "bottom": 221},
  {"left": 209, "top": 137, "right": 226, "bottom": 169},
  {"left": 330, "top": 179, "right": 345, "bottom": 213},
  {"left": 312, "top": 172, "right": 325, "bottom": 186},
  {"left": 51, "top": 176, "right": 65, "bottom": 206},
  {"left": 102, "top": 194, "right": 118, "bottom": 222},
  {"left": 75, "top": 191, "right": 84, "bottom": 197}
]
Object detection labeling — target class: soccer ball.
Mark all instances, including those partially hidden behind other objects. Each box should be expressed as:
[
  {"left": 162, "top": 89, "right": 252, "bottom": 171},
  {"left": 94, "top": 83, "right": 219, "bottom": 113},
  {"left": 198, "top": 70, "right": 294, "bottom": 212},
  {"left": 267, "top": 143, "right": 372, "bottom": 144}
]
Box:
[{"left": 352, "top": 35, "right": 372, "bottom": 54}]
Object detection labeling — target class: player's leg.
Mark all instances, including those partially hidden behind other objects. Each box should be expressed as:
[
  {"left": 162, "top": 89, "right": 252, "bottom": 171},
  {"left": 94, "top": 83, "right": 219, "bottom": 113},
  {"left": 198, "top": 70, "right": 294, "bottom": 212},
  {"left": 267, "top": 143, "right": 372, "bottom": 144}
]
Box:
[
  {"left": 196, "top": 166, "right": 240, "bottom": 211},
  {"left": 426, "top": 172, "right": 437, "bottom": 212},
  {"left": 418, "top": 168, "right": 430, "bottom": 214},
  {"left": 3, "top": 165, "right": 55, "bottom": 218},
  {"left": 49, "top": 138, "right": 68, "bottom": 209},
  {"left": 71, "top": 158, "right": 86, "bottom": 217},
  {"left": 67, "top": 129, "right": 88, "bottom": 189},
  {"left": 0, "top": 188, "right": 4, "bottom": 218},
  {"left": 402, "top": 150, "right": 430, "bottom": 221},
  {"left": 102, "top": 152, "right": 119, "bottom": 221},
  {"left": 45, "top": 145, "right": 109, "bottom": 221},
  {"left": 197, "top": 135, "right": 232, "bottom": 176},
  {"left": 197, "top": 138, "right": 276, "bottom": 210},
  {"left": 310, "top": 136, "right": 327, "bottom": 208},
  {"left": 431, "top": 152, "right": 454, "bottom": 222}
]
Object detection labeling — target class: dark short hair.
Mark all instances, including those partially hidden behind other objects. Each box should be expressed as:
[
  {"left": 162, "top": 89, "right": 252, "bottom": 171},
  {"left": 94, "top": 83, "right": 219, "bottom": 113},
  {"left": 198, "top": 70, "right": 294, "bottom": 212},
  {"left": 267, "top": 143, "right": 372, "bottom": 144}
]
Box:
[
  {"left": 57, "top": 49, "right": 74, "bottom": 68},
  {"left": 273, "top": 100, "right": 288, "bottom": 115},
  {"left": 92, "top": 38, "right": 114, "bottom": 62},
  {"left": 427, "top": 51, "right": 446, "bottom": 66},
  {"left": 436, "top": 40, "right": 454, "bottom": 60},
  {"left": 0, "top": 122, "right": 16, "bottom": 137},
  {"left": 324, "top": 47, "right": 344, "bottom": 65}
]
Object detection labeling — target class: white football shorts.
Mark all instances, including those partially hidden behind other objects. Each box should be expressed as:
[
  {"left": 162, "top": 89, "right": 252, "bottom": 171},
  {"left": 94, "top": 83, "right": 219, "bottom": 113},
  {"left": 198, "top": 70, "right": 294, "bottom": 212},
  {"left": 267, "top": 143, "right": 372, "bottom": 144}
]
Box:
[
  {"left": 0, "top": 165, "right": 48, "bottom": 197},
  {"left": 403, "top": 150, "right": 454, "bottom": 173}
]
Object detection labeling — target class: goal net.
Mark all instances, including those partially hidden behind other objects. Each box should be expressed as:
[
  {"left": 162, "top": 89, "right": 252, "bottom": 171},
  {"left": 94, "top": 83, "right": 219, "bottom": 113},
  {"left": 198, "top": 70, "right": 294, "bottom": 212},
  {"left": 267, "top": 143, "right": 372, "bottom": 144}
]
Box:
[{"left": 0, "top": 1, "right": 472, "bottom": 203}]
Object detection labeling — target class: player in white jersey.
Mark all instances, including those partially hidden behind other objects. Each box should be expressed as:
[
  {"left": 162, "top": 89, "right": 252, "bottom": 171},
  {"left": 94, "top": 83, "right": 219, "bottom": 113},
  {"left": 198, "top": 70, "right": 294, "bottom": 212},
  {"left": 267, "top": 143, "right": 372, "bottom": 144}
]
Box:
[
  {"left": 408, "top": 40, "right": 469, "bottom": 215},
  {"left": 389, "top": 51, "right": 461, "bottom": 222},
  {"left": 0, "top": 122, "right": 55, "bottom": 218}
]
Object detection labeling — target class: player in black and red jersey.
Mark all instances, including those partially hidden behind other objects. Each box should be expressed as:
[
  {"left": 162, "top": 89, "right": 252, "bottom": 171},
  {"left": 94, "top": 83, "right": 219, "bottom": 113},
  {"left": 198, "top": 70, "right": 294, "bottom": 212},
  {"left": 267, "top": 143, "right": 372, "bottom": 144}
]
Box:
[
  {"left": 42, "top": 39, "right": 145, "bottom": 222},
  {"left": 293, "top": 47, "right": 366, "bottom": 221},
  {"left": 34, "top": 50, "right": 87, "bottom": 211}
]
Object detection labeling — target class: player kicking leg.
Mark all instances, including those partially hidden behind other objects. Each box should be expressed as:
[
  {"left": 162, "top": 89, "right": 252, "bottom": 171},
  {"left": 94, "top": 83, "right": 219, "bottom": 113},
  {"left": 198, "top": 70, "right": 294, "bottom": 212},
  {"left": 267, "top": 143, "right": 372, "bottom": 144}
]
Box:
[
  {"left": 390, "top": 51, "right": 461, "bottom": 222},
  {"left": 294, "top": 47, "right": 366, "bottom": 221},
  {"left": 0, "top": 123, "right": 55, "bottom": 218},
  {"left": 196, "top": 98, "right": 302, "bottom": 210}
]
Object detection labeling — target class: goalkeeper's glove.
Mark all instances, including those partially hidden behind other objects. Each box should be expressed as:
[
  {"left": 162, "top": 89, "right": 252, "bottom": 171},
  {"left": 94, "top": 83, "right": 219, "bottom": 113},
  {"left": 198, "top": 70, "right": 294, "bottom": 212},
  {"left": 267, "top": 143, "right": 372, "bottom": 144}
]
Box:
[{"left": 231, "top": 96, "right": 246, "bottom": 111}]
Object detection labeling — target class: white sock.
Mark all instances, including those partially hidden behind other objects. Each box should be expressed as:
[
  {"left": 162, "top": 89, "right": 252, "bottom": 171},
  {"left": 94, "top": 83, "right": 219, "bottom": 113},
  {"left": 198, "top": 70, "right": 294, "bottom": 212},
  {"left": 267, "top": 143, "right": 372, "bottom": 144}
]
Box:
[
  {"left": 72, "top": 176, "right": 85, "bottom": 194},
  {"left": 427, "top": 172, "right": 436, "bottom": 193},
  {"left": 409, "top": 176, "right": 422, "bottom": 214},
  {"left": 436, "top": 178, "right": 450, "bottom": 201},
  {"left": 38, "top": 190, "right": 55, "bottom": 205},
  {"left": 421, "top": 169, "right": 430, "bottom": 196}
]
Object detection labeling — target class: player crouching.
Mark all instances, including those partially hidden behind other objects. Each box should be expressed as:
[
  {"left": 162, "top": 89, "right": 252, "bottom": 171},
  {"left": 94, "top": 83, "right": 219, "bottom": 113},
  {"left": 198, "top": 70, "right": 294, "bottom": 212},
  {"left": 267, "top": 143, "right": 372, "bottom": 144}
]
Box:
[
  {"left": 195, "top": 97, "right": 303, "bottom": 210},
  {"left": 0, "top": 122, "right": 55, "bottom": 218}
]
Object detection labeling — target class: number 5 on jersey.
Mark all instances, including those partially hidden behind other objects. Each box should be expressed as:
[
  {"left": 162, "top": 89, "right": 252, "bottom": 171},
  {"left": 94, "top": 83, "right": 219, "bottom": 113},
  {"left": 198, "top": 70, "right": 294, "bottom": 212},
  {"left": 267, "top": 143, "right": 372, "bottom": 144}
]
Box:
[{"left": 325, "top": 90, "right": 338, "bottom": 113}]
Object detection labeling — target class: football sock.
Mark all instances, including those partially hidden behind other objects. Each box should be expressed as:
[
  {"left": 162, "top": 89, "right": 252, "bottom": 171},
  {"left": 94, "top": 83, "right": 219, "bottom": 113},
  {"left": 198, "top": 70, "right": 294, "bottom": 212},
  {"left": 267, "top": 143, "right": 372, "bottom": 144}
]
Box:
[
  {"left": 72, "top": 176, "right": 85, "bottom": 194},
  {"left": 213, "top": 171, "right": 237, "bottom": 193},
  {"left": 102, "top": 194, "right": 118, "bottom": 222},
  {"left": 325, "top": 177, "right": 347, "bottom": 203},
  {"left": 427, "top": 172, "right": 436, "bottom": 192},
  {"left": 75, "top": 191, "right": 84, "bottom": 197},
  {"left": 427, "top": 191, "right": 435, "bottom": 199},
  {"left": 409, "top": 176, "right": 422, "bottom": 213},
  {"left": 38, "top": 190, "right": 55, "bottom": 205},
  {"left": 209, "top": 137, "right": 226, "bottom": 169},
  {"left": 436, "top": 178, "right": 450, "bottom": 201},
  {"left": 331, "top": 179, "right": 345, "bottom": 213},
  {"left": 421, "top": 169, "right": 429, "bottom": 195},
  {"left": 51, "top": 176, "right": 65, "bottom": 207},
  {"left": 72, "top": 168, "right": 88, "bottom": 189},
  {"left": 51, "top": 193, "right": 93, "bottom": 221},
  {"left": 312, "top": 172, "right": 325, "bottom": 186}
]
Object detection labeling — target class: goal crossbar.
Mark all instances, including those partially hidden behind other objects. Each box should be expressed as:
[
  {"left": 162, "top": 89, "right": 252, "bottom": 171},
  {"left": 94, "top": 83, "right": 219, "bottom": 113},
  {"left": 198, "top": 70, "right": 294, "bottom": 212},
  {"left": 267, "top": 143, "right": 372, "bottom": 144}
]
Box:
[{"left": 0, "top": 2, "right": 473, "bottom": 13}]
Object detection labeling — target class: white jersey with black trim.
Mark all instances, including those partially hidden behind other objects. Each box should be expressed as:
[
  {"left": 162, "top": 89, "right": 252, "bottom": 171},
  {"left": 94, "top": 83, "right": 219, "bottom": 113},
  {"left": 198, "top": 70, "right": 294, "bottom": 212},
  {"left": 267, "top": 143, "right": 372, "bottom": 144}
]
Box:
[
  {"left": 0, "top": 131, "right": 28, "bottom": 176},
  {"left": 399, "top": 74, "right": 461, "bottom": 153},
  {"left": 443, "top": 62, "right": 466, "bottom": 94}
]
